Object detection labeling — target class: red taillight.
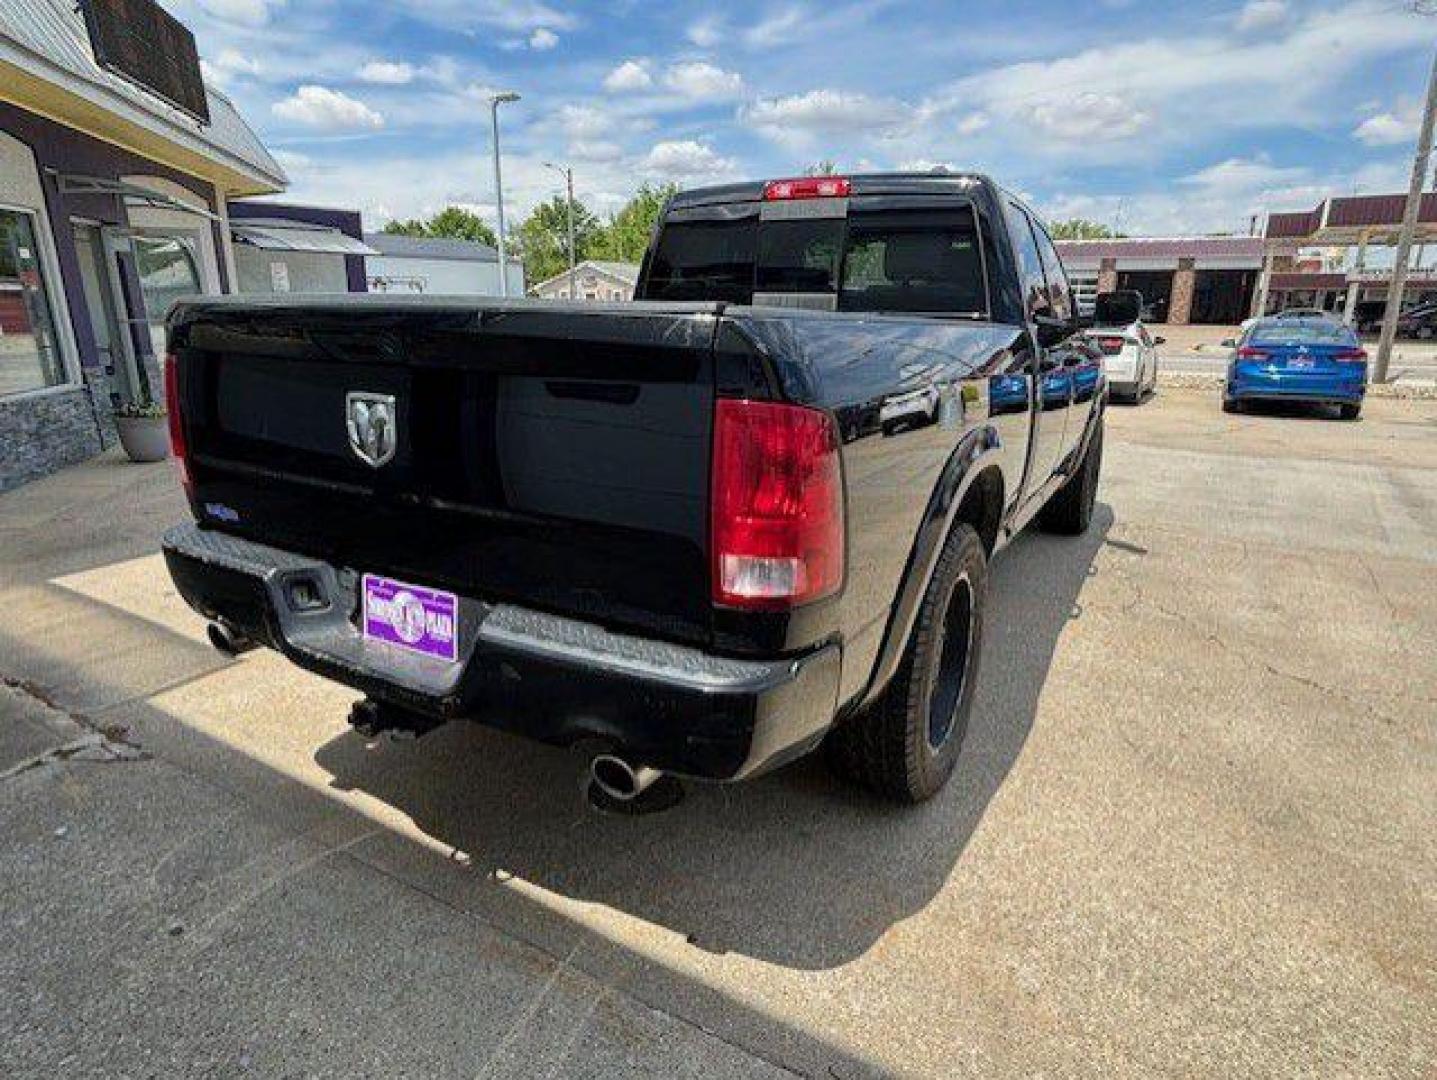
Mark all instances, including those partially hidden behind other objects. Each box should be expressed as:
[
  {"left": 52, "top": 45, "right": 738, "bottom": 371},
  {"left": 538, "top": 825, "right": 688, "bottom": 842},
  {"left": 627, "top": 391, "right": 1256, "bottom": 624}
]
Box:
[
  {"left": 164, "top": 352, "right": 192, "bottom": 497},
  {"left": 1333, "top": 348, "right": 1368, "bottom": 363},
  {"left": 1236, "top": 346, "right": 1269, "bottom": 360},
  {"left": 762, "top": 176, "right": 851, "bottom": 201},
  {"left": 710, "top": 399, "right": 845, "bottom": 609},
  {"left": 1094, "top": 336, "right": 1126, "bottom": 355}
]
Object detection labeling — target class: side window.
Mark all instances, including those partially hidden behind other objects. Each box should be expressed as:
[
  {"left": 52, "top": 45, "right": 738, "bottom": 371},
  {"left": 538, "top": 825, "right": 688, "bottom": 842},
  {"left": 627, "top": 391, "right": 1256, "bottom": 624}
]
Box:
[
  {"left": 1031, "top": 220, "right": 1074, "bottom": 322},
  {"left": 1005, "top": 201, "right": 1047, "bottom": 319}
]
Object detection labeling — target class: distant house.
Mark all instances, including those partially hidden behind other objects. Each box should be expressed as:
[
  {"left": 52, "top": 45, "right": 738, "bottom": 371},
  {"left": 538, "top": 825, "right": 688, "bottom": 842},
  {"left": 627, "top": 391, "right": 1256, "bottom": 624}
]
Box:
[
  {"left": 363, "top": 233, "right": 524, "bottom": 297},
  {"left": 531, "top": 261, "right": 640, "bottom": 301}
]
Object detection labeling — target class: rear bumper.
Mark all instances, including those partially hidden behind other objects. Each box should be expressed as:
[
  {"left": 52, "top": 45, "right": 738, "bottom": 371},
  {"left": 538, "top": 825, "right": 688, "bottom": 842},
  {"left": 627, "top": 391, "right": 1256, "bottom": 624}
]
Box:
[
  {"left": 162, "top": 523, "right": 840, "bottom": 782},
  {"left": 1226, "top": 366, "right": 1365, "bottom": 405}
]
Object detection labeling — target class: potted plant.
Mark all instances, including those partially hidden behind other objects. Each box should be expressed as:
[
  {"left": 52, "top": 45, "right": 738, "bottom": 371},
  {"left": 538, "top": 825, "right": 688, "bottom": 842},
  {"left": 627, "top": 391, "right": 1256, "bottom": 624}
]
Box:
[{"left": 113, "top": 399, "right": 170, "bottom": 463}]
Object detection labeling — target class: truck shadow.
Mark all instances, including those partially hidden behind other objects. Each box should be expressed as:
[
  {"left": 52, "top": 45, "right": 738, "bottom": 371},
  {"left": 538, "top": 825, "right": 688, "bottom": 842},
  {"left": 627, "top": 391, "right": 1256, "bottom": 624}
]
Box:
[{"left": 315, "top": 505, "right": 1113, "bottom": 971}]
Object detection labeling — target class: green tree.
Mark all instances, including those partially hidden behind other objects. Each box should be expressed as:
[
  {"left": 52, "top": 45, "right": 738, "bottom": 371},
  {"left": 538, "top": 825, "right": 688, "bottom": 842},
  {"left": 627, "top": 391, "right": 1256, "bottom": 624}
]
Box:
[
  {"left": 1048, "top": 218, "right": 1116, "bottom": 241},
  {"left": 381, "top": 206, "right": 497, "bottom": 247},
  {"left": 590, "top": 183, "right": 677, "bottom": 264},
  {"left": 515, "top": 195, "right": 602, "bottom": 285},
  {"left": 804, "top": 160, "right": 839, "bottom": 176}
]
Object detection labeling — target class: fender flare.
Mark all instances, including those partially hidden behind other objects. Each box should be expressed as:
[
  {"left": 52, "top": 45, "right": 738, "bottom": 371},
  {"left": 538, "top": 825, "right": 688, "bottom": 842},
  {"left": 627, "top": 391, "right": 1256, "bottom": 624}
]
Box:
[{"left": 850, "top": 423, "right": 1007, "bottom": 714}]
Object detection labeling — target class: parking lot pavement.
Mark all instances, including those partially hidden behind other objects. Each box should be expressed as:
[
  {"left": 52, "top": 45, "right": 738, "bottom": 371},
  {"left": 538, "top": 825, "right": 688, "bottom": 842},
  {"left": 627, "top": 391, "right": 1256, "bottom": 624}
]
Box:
[{"left": 2, "top": 387, "right": 1435, "bottom": 1077}]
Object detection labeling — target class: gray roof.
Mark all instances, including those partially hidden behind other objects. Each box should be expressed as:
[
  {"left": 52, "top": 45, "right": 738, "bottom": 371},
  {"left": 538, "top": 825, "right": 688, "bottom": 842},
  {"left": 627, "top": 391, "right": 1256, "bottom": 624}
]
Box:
[
  {"left": 363, "top": 232, "right": 505, "bottom": 263},
  {"left": 0, "top": 0, "right": 285, "bottom": 191}
]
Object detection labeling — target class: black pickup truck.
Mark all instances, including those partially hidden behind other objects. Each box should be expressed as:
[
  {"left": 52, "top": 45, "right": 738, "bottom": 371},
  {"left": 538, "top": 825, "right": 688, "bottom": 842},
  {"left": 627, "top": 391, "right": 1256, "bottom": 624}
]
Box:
[{"left": 161, "top": 172, "right": 1104, "bottom": 803}]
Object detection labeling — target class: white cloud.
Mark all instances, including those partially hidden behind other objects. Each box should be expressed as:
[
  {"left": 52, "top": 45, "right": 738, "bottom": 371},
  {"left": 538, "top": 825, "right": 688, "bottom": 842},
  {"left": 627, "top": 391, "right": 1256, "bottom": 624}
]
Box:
[
  {"left": 272, "top": 85, "right": 384, "bottom": 129},
  {"left": 640, "top": 140, "right": 735, "bottom": 180},
  {"left": 955, "top": 113, "right": 990, "bottom": 136},
  {"left": 200, "top": 48, "right": 260, "bottom": 86},
  {"left": 1179, "top": 156, "right": 1310, "bottom": 192},
  {"left": 271, "top": 148, "right": 312, "bottom": 172},
  {"left": 603, "top": 60, "right": 652, "bottom": 93},
  {"left": 1027, "top": 91, "right": 1151, "bottom": 141},
  {"left": 688, "top": 16, "right": 723, "bottom": 48},
  {"left": 745, "top": 6, "right": 805, "bottom": 49},
  {"left": 554, "top": 103, "right": 614, "bottom": 139},
  {"left": 744, "top": 89, "right": 907, "bottom": 142},
  {"left": 900, "top": 160, "right": 958, "bottom": 173},
  {"left": 1353, "top": 102, "right": 1421, "bottom": 147},
  {"left": 569, "top": 140, "right": 624, "bottom": 163},
  {"left": 662, "top": 62, "right": 745, "bottom": 101},
  {"left": 529, "top": 28, "right": 559, "bottom": 50},
  {"left": 359, "top": 60, "right": 415, "bottom": 85},
  {"left": 910, "top": 0, "right": 1423, "bottom": 162},
  {"left": 194, "top": 0, "right": 282, "bottom": 27},
  {"left": 1237, "top": 0, "right": 1289, "bottom": 33},
  {"left": 387, "top": 0, "right": 574, "bottom": 33}
]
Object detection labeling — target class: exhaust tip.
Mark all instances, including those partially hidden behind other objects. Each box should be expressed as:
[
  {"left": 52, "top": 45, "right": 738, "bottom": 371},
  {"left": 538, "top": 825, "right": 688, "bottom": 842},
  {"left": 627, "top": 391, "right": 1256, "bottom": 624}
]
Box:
[
  {"left": 588, "top": 754, "right": 665, "bottom": 803},
  {"left": 207, "top": 621, "right": 254, "bottom": 657},
  {"left": 585, "top": 754, "right": 683, "bottom": 814}
]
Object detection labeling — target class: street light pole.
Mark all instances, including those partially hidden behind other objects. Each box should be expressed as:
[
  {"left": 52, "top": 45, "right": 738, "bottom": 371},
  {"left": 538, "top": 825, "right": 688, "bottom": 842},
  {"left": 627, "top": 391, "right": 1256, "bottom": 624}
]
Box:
[
  {"left": 489, "top": 91, "right": 520, "bottom": 298},
  {"left": 544, "top": 162, "right": 577, "bottom": 283},
  {"left": 1373, "top": 45, "right": 1437, "bottom": 383}
]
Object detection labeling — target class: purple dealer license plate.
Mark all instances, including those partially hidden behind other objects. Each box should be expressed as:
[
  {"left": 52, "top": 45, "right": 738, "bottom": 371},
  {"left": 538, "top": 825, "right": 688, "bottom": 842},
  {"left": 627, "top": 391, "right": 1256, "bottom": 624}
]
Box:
[{"left": 361, "top": 574, "right": 459, "bottom": 663}]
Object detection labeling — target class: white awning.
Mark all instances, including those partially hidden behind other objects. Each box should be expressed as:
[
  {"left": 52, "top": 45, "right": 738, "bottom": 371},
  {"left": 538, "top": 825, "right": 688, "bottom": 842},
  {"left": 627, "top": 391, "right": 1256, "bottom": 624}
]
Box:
[{"left": 231, "top": 222, "right": 378, "bottom": 256}]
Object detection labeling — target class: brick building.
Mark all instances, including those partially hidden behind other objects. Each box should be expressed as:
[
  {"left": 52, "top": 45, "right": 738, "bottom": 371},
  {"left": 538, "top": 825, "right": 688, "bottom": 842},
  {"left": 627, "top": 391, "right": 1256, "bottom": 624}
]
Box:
[{"left": 1055, "top": 237, "right": 1263, "bottom": 325}]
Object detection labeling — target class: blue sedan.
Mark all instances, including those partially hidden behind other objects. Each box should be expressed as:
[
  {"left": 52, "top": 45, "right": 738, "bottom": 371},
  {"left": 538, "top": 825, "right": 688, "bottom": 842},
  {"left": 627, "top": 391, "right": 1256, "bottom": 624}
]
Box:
[{"left": 1222, "top": 317, "right": 1368, "bottom": 420}]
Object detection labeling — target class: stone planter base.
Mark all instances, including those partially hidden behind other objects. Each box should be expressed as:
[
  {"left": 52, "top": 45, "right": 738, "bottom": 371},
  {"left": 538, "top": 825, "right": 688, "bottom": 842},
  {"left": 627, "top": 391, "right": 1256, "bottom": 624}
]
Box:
[{"left": 114, "top": 415, "right": 169, "bottom": 463}]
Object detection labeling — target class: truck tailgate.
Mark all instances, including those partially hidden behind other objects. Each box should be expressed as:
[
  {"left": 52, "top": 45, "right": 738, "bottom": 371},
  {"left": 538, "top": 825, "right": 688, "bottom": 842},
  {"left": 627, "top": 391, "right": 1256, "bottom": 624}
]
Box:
[{"left": 171, "top": 299, "right": 721, "bottom": 648}]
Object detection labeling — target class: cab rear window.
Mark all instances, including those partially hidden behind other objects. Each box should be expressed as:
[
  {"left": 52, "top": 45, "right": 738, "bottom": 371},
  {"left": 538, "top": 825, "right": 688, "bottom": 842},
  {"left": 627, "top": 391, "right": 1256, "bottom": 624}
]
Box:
[{"left": 640, "top": 202, "right": 989, "bottom": 317}]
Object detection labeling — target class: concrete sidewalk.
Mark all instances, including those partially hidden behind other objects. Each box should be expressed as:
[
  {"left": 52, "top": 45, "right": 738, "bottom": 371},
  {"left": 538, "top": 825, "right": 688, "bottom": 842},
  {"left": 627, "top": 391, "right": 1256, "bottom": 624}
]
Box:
[{"left": 3, "top": 390, "right": 1435, "bottom": 1077}]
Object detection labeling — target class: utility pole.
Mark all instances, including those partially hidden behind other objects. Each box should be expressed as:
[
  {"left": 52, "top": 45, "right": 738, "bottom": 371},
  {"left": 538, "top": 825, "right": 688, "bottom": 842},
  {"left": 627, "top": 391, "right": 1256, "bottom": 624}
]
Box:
[
  {"left": 489, "top": 91, "right": 520, "bottom": 298},
  {"left": 544, "top": 161, "right": 577, "bottom": 282},
  {"left": 1373, "top": 44, "right": 1437, "bottom": 383}
]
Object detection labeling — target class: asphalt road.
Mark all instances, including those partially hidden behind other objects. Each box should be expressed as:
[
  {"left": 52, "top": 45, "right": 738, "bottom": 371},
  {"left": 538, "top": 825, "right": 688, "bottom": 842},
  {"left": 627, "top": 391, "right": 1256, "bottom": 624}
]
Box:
[{"left": 2, "top": 388, "right": 1434, "bottom": 1077}]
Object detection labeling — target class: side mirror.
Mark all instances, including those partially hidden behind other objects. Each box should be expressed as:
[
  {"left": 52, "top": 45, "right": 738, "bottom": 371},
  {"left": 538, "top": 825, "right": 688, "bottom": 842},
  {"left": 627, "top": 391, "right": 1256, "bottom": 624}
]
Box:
[
  {"left": 1220, "top": 338, "right": 1236, "bottom": 348},
  {"left": 1033, "top": 313, "right": 1072, "bottom": 347}
]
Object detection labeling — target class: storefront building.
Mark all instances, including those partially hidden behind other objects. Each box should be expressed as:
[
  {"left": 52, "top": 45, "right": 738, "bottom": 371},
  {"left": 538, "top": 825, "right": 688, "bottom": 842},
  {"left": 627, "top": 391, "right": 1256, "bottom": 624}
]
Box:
[
  {"left": 1055, "top": 237, "right": 1263, "bottom": 326},
  {"left": 1, "top": 0, "right": 285, "bottom": 491}
]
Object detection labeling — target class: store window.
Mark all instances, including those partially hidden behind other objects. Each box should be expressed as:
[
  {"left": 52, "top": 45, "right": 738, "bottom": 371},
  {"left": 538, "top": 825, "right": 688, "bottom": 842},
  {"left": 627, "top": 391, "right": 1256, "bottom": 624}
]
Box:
[
  {"left": 134, "top": 234, "right": 201, "bottom": 360},
  {"left": 0, "top": 208, "right": 66, "bottom": 397}
]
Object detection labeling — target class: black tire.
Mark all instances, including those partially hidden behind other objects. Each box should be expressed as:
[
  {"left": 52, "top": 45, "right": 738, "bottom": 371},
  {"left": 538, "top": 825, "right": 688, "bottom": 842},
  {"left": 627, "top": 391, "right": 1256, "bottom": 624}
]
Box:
[
  {"left": 1339, "top": 403, "right": 1361, "bottom": 421},
  {"left": 1222, "top": 397, "right": 1242, "bottom": 414},
  {"left": 1037, "top": 414, "right": 1103, "bottom": 536},
  {"left": 827, "top": 523, "right": 987, "bottom": 803}
]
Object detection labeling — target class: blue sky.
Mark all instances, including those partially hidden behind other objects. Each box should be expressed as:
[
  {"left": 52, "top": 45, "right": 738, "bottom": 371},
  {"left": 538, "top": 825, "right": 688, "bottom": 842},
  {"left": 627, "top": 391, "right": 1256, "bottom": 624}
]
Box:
[{"left": 168, "top": 0, "right": 1434, "bottom": 236}]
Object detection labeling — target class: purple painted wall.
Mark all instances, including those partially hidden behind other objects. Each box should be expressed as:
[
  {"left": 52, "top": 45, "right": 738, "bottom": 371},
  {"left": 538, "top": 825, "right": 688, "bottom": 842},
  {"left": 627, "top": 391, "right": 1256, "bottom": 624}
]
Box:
[
  {"left": 229, "top": 200, "right": 368, "bottom": 292},
  {"left": 0, "top": 100, "right": 228, "bottom": 375}
]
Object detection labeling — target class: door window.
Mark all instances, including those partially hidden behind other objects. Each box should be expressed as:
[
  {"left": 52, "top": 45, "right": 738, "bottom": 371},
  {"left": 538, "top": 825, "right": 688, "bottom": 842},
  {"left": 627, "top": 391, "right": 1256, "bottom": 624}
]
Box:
[
  {"left": 1005, "top": 202, "right": 1049, "bottom": 319},
  {"left": 0, "top": 208, "right": 66, "bottom": 397},
  {"left": 134, "top": 234, "right": 201, "bottom": 359},
  {"left": 1030, "top": 219, "right": 1074, "bottom": 322}
]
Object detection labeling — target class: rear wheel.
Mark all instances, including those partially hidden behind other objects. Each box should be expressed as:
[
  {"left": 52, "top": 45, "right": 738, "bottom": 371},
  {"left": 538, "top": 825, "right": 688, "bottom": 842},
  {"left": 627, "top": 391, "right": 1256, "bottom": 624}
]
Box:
[
  {"left": 1222, "top": 397, "right": 1242, "bottom": 414},
  {"left": 1339, "top": 403, "right": 1361, "bottom": 421},
  {"left": 828, "top": 523, "right": 987, "bottom": 803},
  {"left": 1038, "top": 414, "right": 1103, "bottom": 536}
]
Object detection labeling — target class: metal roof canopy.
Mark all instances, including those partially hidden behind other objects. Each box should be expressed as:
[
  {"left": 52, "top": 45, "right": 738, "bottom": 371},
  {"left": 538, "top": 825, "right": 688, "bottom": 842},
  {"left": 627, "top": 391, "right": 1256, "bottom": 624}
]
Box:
[
  {"left": 52, "top": 171, "right": 222, "bottom": 221},
  {"left": 232, "top": 220, "right": 378, "bottom": 256},
  {"left": 1265, "top": 192, "right": 1437, "bottom": 246}
]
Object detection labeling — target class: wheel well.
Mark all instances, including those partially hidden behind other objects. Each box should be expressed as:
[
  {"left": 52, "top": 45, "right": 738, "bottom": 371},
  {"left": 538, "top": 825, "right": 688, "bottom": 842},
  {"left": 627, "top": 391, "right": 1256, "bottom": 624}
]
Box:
[{"left": 954, "top": 467, "right": 1004, "bottom": 556}]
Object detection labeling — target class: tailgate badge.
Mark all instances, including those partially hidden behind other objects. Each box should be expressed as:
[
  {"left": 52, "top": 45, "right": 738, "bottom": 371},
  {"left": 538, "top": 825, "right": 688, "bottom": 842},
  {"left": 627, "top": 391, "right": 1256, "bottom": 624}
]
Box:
[{"left": 346, "top": 391, "right": 397, "bottom": 468}]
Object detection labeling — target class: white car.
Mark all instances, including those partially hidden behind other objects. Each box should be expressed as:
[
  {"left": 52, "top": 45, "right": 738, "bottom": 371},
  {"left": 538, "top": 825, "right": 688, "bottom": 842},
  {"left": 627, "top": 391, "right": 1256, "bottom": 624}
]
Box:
[{"left": 1084, "top": 290, "right": 1162, "bottom": 404}]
